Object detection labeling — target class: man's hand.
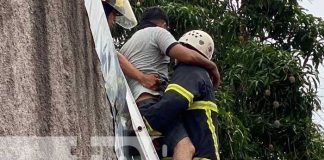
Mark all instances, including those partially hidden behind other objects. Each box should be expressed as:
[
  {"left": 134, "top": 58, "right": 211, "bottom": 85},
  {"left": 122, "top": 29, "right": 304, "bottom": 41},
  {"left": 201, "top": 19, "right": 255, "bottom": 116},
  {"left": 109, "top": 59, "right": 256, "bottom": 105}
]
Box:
[
  {"left": 208, "top": 65, "right": 221, "bottom": 89},
  {"left": 118, "top": 52, "right": 161, "bottom": 90},
  {"left": 139, "top": 73, "right": 161, "bottom": 91}
]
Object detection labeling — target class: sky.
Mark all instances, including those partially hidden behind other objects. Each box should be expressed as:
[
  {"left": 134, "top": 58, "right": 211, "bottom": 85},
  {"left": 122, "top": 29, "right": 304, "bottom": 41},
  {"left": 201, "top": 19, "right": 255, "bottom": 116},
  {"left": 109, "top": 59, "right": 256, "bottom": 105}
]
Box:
[{"left": 299, "top": 0, "right": 324, "bottom": 130}]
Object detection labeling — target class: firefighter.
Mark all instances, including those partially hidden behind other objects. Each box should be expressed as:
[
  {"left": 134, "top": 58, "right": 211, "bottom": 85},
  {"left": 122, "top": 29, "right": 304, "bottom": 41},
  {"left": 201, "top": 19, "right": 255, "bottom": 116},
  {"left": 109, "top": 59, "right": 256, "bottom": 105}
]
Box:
[
  {"left": 102, "top": 0, "right": 137, "bottom": 29},
  {"left": 141, "top": 30, "right": 220, "bottom": 159}
]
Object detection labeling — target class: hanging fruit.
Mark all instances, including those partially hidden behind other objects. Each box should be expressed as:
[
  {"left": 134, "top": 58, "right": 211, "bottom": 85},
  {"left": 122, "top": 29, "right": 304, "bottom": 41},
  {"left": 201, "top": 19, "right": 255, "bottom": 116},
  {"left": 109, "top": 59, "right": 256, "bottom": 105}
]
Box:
[
  {"left": 264, "top": 89, "right": 271, "bottom": 96},
  {"left": 136, "top": 1, "right": 141, "bottom": 6},
  {"left": 269, "top": 144, "right": 274, "bottom": 150},
  {"left": 274, "top": 120, "right": 281, "bottom": 128},
  {"left": 289, "top": 75, "right": 295, "bottom": 83},
  {"left": 272, "top": 101, "right": 279, "bottom": 109}
]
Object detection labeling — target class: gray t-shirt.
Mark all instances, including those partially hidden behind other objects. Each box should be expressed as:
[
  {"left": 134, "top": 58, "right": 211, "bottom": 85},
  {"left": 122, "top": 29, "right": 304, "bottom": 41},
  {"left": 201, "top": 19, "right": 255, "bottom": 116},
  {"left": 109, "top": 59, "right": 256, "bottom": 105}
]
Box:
[{"left": 120, "top": 27, "right": 177, "bottom": 100}]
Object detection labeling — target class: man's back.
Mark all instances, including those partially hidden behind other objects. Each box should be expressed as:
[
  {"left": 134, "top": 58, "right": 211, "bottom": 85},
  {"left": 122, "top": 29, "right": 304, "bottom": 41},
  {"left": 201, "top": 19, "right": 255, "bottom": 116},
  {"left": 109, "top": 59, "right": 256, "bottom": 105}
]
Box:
[
  {"left": 171, "top": 63, "right": 215, "bottom": 102},
  {"left": 174, "top": 64, "right": 219, "bottom": 159},
  {"left": 120, "top": 27, "right": 176, "bottom": 99},
  {"left": 167, "top": 63, "right": 220, "bottom": 159}
]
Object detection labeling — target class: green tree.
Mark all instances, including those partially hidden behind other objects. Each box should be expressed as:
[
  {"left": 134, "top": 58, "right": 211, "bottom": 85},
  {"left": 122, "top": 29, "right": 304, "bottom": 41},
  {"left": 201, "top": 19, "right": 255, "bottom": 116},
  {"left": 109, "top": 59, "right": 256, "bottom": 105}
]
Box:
[{"left": 114, "top": 0, "right": 324, "bottom": 159}]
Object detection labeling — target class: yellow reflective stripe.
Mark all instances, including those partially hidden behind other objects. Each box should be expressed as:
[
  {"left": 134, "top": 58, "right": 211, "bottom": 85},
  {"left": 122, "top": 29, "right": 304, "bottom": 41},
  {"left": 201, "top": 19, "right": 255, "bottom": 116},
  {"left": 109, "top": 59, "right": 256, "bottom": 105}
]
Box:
[
  {"left": 143, "top": 117, "right": 162, "bottom": 136},
  {"left": 206, "top": 109, "right": 220, "bottom": 160},
  {"left": 161, "top": 157, "right": 172, "bottom": 160},
  {"left": 193, "top": 157, "right": 210, "bottom": 160},
  {"left": 165, "top": 83, "right": 194, "bottom": 104},
  {"left": 188, "top": 101, "right": 219, "bottom": 113},
  {"left": 188, "top": 100, "right": 220, "bottom": 159}
]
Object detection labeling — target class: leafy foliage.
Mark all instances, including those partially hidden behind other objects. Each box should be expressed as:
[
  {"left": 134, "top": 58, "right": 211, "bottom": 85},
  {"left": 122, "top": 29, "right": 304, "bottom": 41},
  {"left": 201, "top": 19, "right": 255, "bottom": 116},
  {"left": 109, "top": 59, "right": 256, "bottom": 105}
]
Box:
[
  {"left": 113, "top": 0, "right": 324, "bottom": 159},
  {"left": 218, "top": 41, "right": 322, "bottom": 159}
]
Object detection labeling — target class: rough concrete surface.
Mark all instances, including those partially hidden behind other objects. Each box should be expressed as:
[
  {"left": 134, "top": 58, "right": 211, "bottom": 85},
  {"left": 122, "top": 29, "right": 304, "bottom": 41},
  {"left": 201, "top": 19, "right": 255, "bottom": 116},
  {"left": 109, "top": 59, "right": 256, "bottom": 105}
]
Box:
[{"left": 0, "top": 0, "right": 116, "bottom": 159}]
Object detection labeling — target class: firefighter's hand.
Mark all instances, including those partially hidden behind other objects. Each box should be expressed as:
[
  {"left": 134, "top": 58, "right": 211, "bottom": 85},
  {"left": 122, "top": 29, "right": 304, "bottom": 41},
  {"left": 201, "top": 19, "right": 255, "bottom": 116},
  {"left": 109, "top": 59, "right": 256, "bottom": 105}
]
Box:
[
  {"left": 208, "top": 65, "right": 221, "bottom": 89},
  {"left": 139, "top": 73, "right": 160, "bottom": 91}
]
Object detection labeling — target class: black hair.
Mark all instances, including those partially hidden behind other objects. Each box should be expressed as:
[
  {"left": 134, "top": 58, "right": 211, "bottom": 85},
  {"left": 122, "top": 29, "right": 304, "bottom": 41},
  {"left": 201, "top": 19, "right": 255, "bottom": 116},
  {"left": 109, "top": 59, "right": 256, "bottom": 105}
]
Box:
[
  {"left": 102, "top": 1, "right": 114, "bottom": 15},
  {"left": 139, "top": 6, "right": 169, "bottom": 29}
]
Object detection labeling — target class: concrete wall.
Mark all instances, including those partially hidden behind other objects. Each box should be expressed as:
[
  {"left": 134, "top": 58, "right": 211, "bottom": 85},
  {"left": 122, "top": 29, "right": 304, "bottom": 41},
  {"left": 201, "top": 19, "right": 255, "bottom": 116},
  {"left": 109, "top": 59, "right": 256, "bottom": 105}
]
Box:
[{"left": 0, "top": 0, "right": 116, "bottom": 159}]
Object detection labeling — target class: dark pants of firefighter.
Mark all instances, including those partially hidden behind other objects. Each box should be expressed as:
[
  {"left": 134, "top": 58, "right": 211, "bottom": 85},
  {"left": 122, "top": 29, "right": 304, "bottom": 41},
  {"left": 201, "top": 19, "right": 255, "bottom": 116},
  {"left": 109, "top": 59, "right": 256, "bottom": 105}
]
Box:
[
  {"left": 184, "top": 105, "right": 220, "bottom": 160},
  {"left": 137, "top": 98, "right": 188, "bottom": 157},
  {"left": 139, "top": 98, "right": 220, "bottom": 159}
]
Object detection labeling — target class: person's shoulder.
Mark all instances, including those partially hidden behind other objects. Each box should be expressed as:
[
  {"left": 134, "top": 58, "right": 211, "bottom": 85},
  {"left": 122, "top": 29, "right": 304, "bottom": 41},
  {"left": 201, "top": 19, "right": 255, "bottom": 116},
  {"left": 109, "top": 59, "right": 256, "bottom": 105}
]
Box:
[
  {"left": 143, "top": 27, "right": 169, "bottom": 34},
  {"left": 134, "top": 27, "right": 165, "bottom": 34}
]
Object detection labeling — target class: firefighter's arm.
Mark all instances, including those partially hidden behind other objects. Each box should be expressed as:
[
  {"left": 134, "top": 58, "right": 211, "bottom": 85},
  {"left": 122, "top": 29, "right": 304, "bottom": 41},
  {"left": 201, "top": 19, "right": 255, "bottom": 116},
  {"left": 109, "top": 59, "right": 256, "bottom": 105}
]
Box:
[
  {"left": 117, "top": 52, "right": 160, "bottom": 90},
  {"left": 168, "top": 44, "right": 220, "bottom": 89}
]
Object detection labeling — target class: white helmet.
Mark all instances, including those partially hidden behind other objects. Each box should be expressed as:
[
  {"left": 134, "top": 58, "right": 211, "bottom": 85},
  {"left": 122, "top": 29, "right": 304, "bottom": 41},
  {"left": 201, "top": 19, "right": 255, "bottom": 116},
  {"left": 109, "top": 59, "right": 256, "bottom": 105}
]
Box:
[{"left": 179, "top": 30, "right": 214, "bottom": 60}]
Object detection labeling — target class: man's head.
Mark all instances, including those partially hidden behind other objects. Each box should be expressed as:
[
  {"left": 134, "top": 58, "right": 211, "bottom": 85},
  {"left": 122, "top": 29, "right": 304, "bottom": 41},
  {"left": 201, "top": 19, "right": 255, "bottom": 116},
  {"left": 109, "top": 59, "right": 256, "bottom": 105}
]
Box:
[
  {"left": 179, "top": 30, "right": 215, "bottom": 60},
  {"left": 140, "top": 6, "right": 169, "bottom": 29},
  {"left": 102, "top": 1, "right": 118, "bottom": 29}
]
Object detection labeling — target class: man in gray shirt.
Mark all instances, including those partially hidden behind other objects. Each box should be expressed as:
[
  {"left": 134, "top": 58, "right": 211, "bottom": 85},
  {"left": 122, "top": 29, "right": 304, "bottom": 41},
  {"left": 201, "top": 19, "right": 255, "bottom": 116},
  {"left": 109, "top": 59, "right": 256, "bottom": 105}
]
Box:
[
  {"left": 118, "top": 7, "right": 220, "bottom": 159},
  {"left": 120, "top": 25, "right": 176, "bottom": 100}
]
